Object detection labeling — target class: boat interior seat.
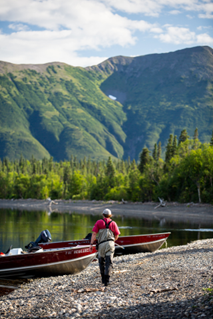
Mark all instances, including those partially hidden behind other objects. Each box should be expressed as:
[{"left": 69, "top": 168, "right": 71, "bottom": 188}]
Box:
[
  {"left": 34, "top": 248, "right": 43, "bottom": 253},
  {"left": 7, "top": 248, "right": 23, "bottom": 256}
]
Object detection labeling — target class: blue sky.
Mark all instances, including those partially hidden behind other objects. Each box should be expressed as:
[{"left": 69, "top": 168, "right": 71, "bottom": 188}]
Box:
[{"left": 0, "top": 0, "right": 213, "bottom": 67}]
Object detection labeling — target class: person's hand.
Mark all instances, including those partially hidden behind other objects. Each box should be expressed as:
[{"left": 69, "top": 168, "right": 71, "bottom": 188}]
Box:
[{"left": 89, "top": 244, "right": 93, "bottom": 252}]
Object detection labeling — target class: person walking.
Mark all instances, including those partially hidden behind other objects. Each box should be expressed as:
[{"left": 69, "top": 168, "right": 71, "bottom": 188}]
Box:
[{"left": 89, "top": 208, "right": 120, "bottom": 286}]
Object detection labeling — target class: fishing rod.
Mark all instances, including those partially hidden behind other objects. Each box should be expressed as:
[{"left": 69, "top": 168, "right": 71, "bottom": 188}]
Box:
[{"left": 114, "top": 242, "right": 125, "bottom": 250}]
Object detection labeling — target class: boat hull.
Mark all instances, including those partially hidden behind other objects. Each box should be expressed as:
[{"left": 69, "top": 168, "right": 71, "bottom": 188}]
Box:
[
  {"left": 0, "top": 246, "right": 96, "bottom": 279},
  {"left": 40, "top": 232, "right": 171, "bottom": 256},
  {"left": 114, "top": 237, "right": 167, "bottom": 256},
  {"left": 0, "top": 233, "right": 170, "bottom": 279}
]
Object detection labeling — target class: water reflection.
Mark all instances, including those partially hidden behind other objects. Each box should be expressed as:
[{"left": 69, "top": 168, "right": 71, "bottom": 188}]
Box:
[{"left": 0, "top": 208, "right": 213, "bottom": 253}]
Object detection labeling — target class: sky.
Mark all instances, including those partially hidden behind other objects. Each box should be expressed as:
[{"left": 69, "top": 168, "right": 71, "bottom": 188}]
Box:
[{"left": 0, "top": 0, "right": 213, "bottom": 67}]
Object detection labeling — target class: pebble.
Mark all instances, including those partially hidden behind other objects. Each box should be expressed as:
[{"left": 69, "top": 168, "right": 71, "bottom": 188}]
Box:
[{"left": 0, "top": 239, "right": 213, "bottom": 318}]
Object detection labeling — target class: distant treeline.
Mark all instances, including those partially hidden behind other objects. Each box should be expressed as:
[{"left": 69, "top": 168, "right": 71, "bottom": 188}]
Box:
[{"left": 0, "top": 129, "right": 213, "bottom": 204}]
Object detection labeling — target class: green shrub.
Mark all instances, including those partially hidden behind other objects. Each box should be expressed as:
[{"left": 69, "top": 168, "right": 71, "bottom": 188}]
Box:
[{"left": 105, "top": 186, "right": 128, "bottom": 201}]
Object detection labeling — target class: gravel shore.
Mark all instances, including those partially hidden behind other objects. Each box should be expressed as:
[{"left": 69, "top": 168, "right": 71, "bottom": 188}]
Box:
[{"left": 0, "top": 239, "right": 213, "bottom": 318}]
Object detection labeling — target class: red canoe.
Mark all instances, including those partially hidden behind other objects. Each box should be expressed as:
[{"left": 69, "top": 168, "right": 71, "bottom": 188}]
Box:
[
  {"left": 0, "top": 245, "right": 97, "bottom": 279},
  {"left": 39, "top": 232, "right": 171, "bottom": 256}
]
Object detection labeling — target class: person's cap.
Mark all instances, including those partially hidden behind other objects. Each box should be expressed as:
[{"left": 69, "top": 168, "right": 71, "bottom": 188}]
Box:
[{"left": 103, "top": 209, "right": 112, "bottom": 217}]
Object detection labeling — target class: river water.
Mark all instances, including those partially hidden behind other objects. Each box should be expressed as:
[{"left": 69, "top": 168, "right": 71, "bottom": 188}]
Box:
[{"left": 0, "top": 208, "right": 213, "bottom": 253}]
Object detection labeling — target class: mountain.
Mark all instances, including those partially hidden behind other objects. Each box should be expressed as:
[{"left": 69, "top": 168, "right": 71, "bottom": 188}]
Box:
[
  {"left": 88, "top": 46, "right": 213, "bottom": 159},
  {"left": 0, "top": 46, "right": 212, "bottom": 161},
  {"left": 0, "top": 62, "right": 126, "bottom": 161}
]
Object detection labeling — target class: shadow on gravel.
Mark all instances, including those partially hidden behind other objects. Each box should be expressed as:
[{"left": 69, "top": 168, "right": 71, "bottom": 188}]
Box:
[
  {"left": 85, "top": 294, "right": 212, "bottom": 319},
  {"left": 3, "top": 292, "right": 212, "bottom": 319}
]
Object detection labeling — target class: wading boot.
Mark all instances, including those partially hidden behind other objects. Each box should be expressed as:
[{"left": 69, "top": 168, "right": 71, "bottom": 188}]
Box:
[
  {"left": 104, "top": 275, "right": 110, "bottom": 286},
  {"left": 101, "top": 273, "right": 105, "bottom": 284}
]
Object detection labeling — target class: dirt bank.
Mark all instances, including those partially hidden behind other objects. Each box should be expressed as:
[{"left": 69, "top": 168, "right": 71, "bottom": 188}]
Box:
[{"left": 0, "top": 199, "right": 212, "bottom": 224}]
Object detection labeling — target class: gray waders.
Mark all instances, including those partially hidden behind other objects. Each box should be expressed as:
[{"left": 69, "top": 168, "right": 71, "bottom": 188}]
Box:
[{"left": 97, "top": 220, "right": 115, "bottom": 286}]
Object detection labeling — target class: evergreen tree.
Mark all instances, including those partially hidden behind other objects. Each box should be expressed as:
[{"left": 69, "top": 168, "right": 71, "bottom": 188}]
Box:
[
  {"left": 37, "top": 161, "right": 42, "bottom": 175},
  {"left": 94, "top": 162, "right": 99, "bottom": 176},
  {"left": 80, "top": 159, "right": 84, "bottom": 170},
  {"left": 127, "top": 156, "right": 131, "bottom": 172},
  {"left": 63, "top": 165, "right": 71, "bottom": 198},
  {"left": 87, "top": 156, "right": 91, "bottom": 175},
  {"left": 105, "top": 157, "right": 115, "bottom": 177},
  {"left": 165, "top": 134, "right": 173, "bottom": 162},
  {"left": 83, "top": 157, "right": 87, "bottom": 172},
  {"left": 121, "top": 160, "right": 126, "bottom": 174},
  {"left": 178, "top": 129, "right": 189, "bottom": 145},
  {"left": 210, "top": 131, "right": 213, "bottom": 147},
  {"left": 3, "top": 157, "right": 10, "bottom": 173},
  {"left": 152, "top": 143, "right": 157, "bottom": 161},
  {"left": 70, "top": 155, "right": 74, "bottom": 170},
  {"left": 157, "top": 142, "right": 161, "bottom": 161},
  {"left": 42, "top": 157, "right": 48, "bottom": 174},
  {"left": 131, "top": 159, "right": 137, "bottom": 170},
  {"left": 193, "top": 127, "right": 200, "bottom": 149},
  {"left": 105, "top": 157, "right": 115, "bottom": 188},
  {"left": 172, "top": 135, "right": 178, "bottom": 157},
  {"left": 49, "top": 157, "right": 53, "bottom": 171},
  {"left": 73, "top": 156, "right": 77, "bottom": 169},
  {"left": 193, "top": 127, "right": 199, "bottom": 140},
  {"left": 19, "top": 154, "right": 26, "bottom": 173},
  {"left": 138, "top": 147, "right": 150, "bottom": 173},
  {"left": 30, "top": 155, "right": 37, "bottom": 174}
]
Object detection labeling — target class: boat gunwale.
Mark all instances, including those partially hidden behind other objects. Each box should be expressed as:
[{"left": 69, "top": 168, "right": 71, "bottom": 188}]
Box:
[
  {"left": 0, "top": 244, "right": 95, "bottom": 260},
  {"left": 116, "top": 232, "right": 171, "bottom": 239},
  {"left": 40, "top": 232, "right": 171, "bottom": 246},
  {"left": 119, "top": 237, "right": 168, "bottom": 248},
  {"left": 0, "top": 252, "right": 97, "bottom": 273}
]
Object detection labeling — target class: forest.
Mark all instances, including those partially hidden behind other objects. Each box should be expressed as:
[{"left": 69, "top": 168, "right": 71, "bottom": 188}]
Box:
[{"left": 0, "top": 129, "right": 213, "bottom": 204}]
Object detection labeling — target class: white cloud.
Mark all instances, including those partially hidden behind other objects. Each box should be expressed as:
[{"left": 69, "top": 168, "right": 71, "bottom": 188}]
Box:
[
  {"left": 0, "top": 30, "right": 109, "bottom": 66},
  {"left": 150, "top": 27, "right": 163, "bottom": 33},
  {"left": 1, "top": 1, "right": 212, "bottom": 28},
  {"left": 169, "top": 10, "right": 181, "bottom": 15},
  {"left": 198, "top": 1, "right": 213, "bottom": 19},
  {"left": 155, "top": 25, "right": 213, "bottom": 45},
  {"left": 199, "top": 13, "right": 213, "bottom": 19},
  {"left": 0, "top": 0, "right": 162, "bottom": 66},
  {"left": 0, "top": 0, "right": 212, "bottom": 66},
  {"left": 197, "top": 25, "right": 212, "bottom": 30},
  {"left": 8, "top": 23, "right": 29, "bottom": 31},
  {"left": 104, "top": 0, "right": 213, "bottom": 19},
  {"left": 0, "top": 0, "right": 158, "bottom": 30},
  {"left": 197, "top": 32, "right": 213, "bottom": 44},
  {"left": 156, "top": 26, "right": 196, "bottom": 44},
  {"left": 105, "top": 0, "right": 162, "bottom": 17}
]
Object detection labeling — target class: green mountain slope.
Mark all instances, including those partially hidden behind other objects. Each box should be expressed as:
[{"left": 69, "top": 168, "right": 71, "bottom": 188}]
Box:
[
  {"left": 0, "top": 46, "right": 212, "bottom": 161},
  {"left": 88, "top": 46, "right": 213, "bottom": 159},
  {"left": 0, "top": 62, "right": 126, "bottom": 161}
]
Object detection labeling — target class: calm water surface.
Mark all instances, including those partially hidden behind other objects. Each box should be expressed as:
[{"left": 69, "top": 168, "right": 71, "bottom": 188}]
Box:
[{"left": 0, "top": 208, "right": 213, "bottom": 252}]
